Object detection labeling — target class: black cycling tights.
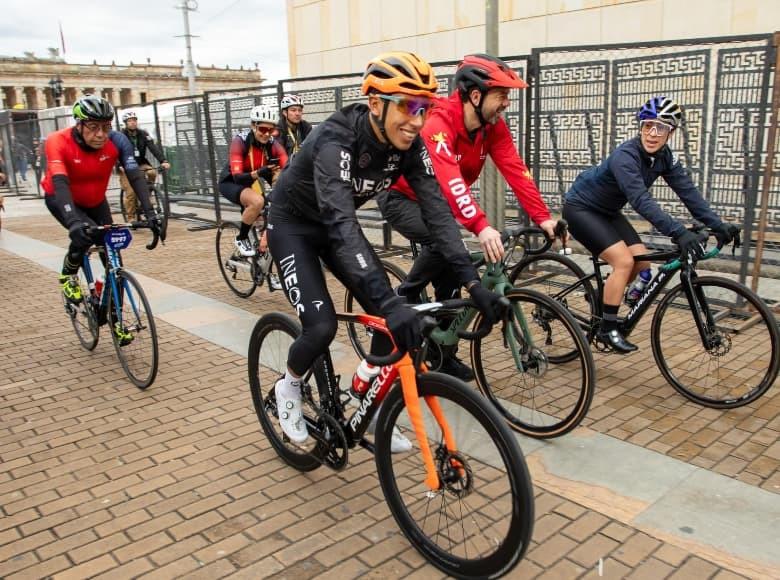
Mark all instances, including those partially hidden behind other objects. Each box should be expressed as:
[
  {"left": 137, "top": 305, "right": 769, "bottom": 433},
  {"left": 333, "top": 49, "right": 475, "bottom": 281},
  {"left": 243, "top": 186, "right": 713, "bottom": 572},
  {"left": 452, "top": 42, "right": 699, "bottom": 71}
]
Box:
[
  {"left": 46, "top": 197, "right": 112, "bottom": 274},
  {"left": 267, "top": 205, "right": 393, "bottom": 377}
]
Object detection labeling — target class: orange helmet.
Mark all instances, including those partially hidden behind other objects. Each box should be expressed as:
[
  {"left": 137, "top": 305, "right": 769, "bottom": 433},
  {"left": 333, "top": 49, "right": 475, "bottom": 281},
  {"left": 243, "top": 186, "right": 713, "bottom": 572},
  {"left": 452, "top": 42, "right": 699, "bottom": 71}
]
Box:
[{"left": 361, "top": 52, "right": 438, "bottom": 98}]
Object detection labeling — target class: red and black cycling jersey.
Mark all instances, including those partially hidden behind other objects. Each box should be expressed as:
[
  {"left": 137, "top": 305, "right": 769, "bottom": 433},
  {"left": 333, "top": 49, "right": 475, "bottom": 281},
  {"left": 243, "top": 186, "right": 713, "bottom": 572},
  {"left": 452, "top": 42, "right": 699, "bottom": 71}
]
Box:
[
  {"left": 218, "top": 130, "right": 288, "bottom": 187},
  {"left": 272, "top": 103, "right": 479, "bottom": 311},
  {"left": 392, "top": 91, "right": 550, "bottom": 235},
  {"left": 42, "top": 126, "right": 141, "bottom": 208}
]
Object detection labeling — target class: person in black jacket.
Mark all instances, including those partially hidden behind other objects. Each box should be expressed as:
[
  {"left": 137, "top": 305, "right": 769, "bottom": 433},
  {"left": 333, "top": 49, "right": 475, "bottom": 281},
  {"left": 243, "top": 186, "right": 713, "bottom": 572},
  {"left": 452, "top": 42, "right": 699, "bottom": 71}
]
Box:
[
  {"left": 562, "top": 96, "right": 740, "bottom": 353},
  {"left": 119, "top": 110, "right": 170, "bottom": 221},
  {"left": 277, "top": 94, "right": 312, "bottom": 156},
  {"left": 268, "top": 52, "right": 507, "bottom": 447}
]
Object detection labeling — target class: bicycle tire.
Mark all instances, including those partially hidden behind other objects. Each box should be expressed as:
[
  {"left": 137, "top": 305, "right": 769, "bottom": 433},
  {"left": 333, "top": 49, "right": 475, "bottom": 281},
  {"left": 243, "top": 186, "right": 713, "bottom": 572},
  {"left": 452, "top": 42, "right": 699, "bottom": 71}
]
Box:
[
  {"left": 344, "top": 259, "right": 407, "bottom": 359},
  {"left": 472, "top": 288, "right": 595, "bottom": 438},
  {"left": 107, "top": 270, "right": 159, "bottom": 388},
  {"left": 510, "top": 252, "right": 596, "bottom": 353},
  {"left": 651, "top": 275, "right": 780, "bottom": 408},
  {"left": 66, "top": 270, "right": 100, "bottom": 351},
  {"left": 248, "top": 312, "right": 321, "bottom": 471},
  {"left": 216, "top": 221, "right": 257, "bottom": 298},
  {"left": 374, "top": 371, "right": 534, "bottom": 579}
]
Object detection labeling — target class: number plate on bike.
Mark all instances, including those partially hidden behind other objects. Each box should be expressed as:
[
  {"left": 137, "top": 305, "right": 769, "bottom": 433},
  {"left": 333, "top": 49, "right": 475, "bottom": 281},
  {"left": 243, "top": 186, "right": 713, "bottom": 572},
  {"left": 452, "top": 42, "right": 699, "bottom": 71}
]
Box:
[{"left": 105, "top": 228, "right": 133, "bottom": 250}]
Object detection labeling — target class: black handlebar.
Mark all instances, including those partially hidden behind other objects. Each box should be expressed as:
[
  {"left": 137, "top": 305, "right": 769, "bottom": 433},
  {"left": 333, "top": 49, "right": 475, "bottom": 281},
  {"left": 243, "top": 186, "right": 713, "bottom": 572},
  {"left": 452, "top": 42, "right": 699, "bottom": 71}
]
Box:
[
  {"left": 364, "top": 296, "right": 511, "bottom": 367},
  {"left": 85, "top": 221, "right": 160, "bottom": 250},
  {"left": 500, "top": 218, "right": 568, "bottom": 257}
]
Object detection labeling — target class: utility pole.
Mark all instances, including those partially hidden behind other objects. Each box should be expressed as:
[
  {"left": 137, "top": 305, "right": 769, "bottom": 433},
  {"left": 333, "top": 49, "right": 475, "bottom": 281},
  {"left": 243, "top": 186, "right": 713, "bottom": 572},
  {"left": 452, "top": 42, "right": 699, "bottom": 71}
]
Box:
[
  {"left": 482, "top": 0, "right": 504, "bottom": 231},
  {"left": 176, "top": 0, "right": 198, "bottom": 96}
]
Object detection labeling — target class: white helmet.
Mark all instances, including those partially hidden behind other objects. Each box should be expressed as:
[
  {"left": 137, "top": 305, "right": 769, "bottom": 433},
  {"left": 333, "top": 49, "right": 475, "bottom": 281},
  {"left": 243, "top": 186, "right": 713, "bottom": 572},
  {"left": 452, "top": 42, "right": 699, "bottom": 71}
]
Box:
[
  {"left": 250, "top": 104, "right": 279, "bottom": 125},
  {"left": 280, "top": 94, "right": 304, "bottom": 110},
  {"left": 121, "top": 110, "right": 137, "bottom": 123}
]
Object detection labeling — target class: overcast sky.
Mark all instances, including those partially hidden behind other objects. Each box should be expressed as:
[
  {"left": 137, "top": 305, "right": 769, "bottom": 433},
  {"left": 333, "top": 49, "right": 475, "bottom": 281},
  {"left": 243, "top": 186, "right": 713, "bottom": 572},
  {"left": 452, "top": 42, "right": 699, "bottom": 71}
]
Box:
[{"left": 0, "top": 0, "right": 290, "bottom": 83}]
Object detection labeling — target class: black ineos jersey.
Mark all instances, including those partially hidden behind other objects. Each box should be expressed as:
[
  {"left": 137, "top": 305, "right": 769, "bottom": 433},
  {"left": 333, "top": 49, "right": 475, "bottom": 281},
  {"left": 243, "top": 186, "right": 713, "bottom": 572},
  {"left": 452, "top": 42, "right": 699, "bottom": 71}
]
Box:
[{"left": 272, "top": 103, "right": 478, "bottom": 309}]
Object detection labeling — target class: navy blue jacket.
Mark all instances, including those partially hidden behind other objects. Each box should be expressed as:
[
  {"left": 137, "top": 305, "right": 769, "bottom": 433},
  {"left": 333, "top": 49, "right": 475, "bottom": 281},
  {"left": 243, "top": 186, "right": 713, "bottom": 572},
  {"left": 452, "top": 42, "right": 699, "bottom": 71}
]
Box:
[{"left": 565, "top": 137, "right": 722, "bottom": 237}]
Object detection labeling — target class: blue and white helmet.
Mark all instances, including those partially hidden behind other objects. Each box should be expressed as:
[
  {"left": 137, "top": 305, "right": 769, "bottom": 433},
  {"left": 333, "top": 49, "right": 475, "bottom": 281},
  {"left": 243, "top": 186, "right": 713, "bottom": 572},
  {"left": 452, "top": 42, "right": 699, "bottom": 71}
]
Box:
[{"left": 636, "top": 96, "right": 682, "bottom": 128}]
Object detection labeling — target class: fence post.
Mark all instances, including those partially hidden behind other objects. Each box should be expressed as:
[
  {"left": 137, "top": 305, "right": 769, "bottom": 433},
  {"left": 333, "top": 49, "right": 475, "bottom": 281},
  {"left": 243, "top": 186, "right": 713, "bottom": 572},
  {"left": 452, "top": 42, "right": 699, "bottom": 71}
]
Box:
[
  {"left": 751, "top": 32, "right": 780, "bottom": 294},
  {"left": 482, "top": 0, "right": 503, "bottom": 231},
  {"left": 201, "top": 91, "right": 221, "bottom": 224},
  {"left": 152, "top": 100, "right": 169, "bottom": 200}
]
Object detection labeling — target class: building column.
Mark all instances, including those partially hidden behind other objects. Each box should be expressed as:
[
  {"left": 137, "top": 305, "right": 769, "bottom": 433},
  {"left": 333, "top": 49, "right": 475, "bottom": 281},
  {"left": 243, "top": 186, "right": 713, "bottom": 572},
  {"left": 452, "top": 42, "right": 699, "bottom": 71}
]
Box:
[
  {"left": 35, "top": 87, "right": 49, "bottom": 110},
  {"left": 120, "top": 88, "right": 133, "bottom": 106},
  {"left": 102, "top": 87, "right": 115, "bottom": 105},
  {"left": 63, "top": 87, "right": 78, "bottom": 106},
  {"left": 24, "top": 86, "right": 40, "bottom": 110},
  {"left": 3, "top": 86, "right": 22, "bottom": 108}
]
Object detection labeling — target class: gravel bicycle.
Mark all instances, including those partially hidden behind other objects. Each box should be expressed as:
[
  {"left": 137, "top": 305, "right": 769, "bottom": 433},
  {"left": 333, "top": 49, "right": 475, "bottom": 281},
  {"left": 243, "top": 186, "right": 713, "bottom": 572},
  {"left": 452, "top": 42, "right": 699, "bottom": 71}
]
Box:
[
  {"left": 510, "top": 228, "right": 779, "bottom": 408},
  {"left": 248, "top": 299, "right": 534, "bottom": 579},
  {"left": 344, "top": 223, "right": 596, "bottom": 439},
  {"left": 63, "top": 222, "right": 161, "bottom": 389}
]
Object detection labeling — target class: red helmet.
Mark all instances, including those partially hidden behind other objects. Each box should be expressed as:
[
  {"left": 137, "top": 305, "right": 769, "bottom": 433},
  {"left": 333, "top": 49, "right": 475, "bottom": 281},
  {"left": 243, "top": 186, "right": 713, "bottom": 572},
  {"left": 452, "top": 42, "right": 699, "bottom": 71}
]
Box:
[{"left": 455, "top": 54, "right": 528, "bottom": 95}]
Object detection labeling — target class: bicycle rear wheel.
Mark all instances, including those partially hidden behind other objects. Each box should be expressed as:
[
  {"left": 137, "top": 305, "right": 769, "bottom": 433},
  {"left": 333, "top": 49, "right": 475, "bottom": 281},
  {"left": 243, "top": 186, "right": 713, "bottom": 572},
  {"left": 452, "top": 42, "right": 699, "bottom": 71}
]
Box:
[
  {"left": 216, "top": 221, "right": 257, "bottom": 298},
  {"left": 65, "top": 270, "right": 100, "bottom": 351},
  {"left": 119, "top": 188, "right": 131, "bottom": 222},
  {"left": 344, "top": 259, "right": 407, "bottom": 359},
  {"left": 107, "top": 270, "right": 159, "bottom": 388},
  {"left": 374, "top": 372, "right": 534, "bottom": 579},
  {"left": 652, "top": 276, "right": 779, "bottom": 408},
  {"left": 510, "top": 253, "right": 596, "bottom": 347},
  {"left": 472, "top": 288, "right": 595, "bottom": 438},
  {"left": 248, "top": 312, "right": 321, "bottom": 471}
]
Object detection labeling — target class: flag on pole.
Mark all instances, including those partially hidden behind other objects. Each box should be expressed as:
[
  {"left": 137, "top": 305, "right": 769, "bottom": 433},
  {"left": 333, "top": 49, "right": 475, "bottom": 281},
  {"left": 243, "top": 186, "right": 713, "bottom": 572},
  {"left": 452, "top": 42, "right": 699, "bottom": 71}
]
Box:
[{"left": 59, "top": 21, "right": 66, "bottom": 54}]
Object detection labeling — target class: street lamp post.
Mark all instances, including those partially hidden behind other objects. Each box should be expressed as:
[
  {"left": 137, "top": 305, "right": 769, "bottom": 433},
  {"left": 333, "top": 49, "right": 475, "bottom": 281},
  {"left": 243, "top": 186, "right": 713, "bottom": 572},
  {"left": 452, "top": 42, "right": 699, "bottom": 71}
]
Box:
[{"left": 48, "top": 76, "right": 64, "bottom": 107}]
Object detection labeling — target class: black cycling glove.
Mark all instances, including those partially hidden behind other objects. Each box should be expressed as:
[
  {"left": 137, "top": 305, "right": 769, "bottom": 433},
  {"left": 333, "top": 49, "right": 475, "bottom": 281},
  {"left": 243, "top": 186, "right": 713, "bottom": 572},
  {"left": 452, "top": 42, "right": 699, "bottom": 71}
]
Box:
[
  {"left": 673, "top": 230, "right": 706, "bottom": 262},
  {"left": 468, "top": 283, "right": 507, "bottom": 326},
  {"left": 382, "top": 298, "right": 422, "bottom": 353},
  {"left": 714, "top": 223, "right": 740, "bottom": 248},
  {"left": 67, "top": 221, "right": 92, "bottom": 247}
]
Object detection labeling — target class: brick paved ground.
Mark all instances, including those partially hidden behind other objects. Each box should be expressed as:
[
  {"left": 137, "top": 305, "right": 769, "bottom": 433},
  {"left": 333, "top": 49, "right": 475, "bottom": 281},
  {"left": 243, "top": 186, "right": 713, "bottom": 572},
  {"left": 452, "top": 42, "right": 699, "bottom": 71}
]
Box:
[{"left": 1, "top": 209, "right": 777, "bottom": 578}]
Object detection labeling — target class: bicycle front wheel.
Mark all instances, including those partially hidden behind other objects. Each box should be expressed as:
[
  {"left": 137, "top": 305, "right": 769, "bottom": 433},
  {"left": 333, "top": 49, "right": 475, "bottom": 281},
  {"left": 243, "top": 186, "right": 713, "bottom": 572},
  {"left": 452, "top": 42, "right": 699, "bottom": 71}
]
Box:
[
  {"left": 344, "top": 259, "right": 407, "bottom": 359},
  {"left": 149, "top": 185, "right": 169, "bottom": 239},
  {"left": 65, "top": 270, "right": 99, "bottom": 351},
  {"left": 374, "top": 372, "right": 534, "bottom": 579},
  {"left": 472, "top": 288, "right": 595, "bottom": 438},
  {"left": 216, "top": 221, "right": 257, "bottom": 298},
  {"left": 652, "top": 276, "right": 780, "bottom": 408},
  {"left": 107, "top": 270, "right": 159, "bottom": 388}
]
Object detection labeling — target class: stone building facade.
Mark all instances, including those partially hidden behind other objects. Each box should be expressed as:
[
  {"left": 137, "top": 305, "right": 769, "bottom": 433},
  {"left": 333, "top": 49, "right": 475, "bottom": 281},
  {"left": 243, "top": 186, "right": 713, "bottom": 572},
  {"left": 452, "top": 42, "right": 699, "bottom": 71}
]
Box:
[{"left": 0, "top": 53, "right": 263, "bottom": 110}]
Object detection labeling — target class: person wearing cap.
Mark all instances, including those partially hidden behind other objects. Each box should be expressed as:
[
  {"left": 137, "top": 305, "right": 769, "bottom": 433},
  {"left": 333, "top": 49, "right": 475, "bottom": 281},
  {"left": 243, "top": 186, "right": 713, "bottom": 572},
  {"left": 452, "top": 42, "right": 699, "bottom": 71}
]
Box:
[{"left": 119, "top": 110, "right": 170, "bottom": 221}]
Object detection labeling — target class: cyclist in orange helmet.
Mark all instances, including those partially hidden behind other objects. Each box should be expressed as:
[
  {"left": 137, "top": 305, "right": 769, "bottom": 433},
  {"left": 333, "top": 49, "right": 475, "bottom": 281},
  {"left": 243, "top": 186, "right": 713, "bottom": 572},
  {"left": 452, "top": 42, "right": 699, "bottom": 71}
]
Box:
[{"left": 266, "top": 52, "right": 506, "bottom": 448}]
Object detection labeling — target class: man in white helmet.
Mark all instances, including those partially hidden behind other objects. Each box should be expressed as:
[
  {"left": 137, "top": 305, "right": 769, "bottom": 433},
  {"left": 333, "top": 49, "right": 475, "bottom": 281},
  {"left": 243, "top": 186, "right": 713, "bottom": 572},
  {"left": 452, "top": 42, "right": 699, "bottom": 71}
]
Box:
[
  {"left": 218, "top": 104, "right": 288, "bottom": 257},
  {"left": 278, "top": 94, "right": 312, "bottom": 156},
  {"left": 119, "top": 110, "right": 170, "bottom": 221}
]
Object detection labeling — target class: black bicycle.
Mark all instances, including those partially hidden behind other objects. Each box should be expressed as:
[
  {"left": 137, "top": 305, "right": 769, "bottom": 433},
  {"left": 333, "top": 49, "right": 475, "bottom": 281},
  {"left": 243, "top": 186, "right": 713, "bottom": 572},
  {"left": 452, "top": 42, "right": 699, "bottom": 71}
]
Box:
[
  {"left": 63, "top": 222, "right": 161, "bottom": 388},
  {"left": 510, "top": 228, "right": 779, "bottom": 408},
  {"left": 248, "top": 299, "right": 534, "bottom": 579},
  {"left": 215, "top": 213, "right": 280, "bottom": 297},
  {"left": 120, "top": 165, "right": 169, "bottom": 237}
]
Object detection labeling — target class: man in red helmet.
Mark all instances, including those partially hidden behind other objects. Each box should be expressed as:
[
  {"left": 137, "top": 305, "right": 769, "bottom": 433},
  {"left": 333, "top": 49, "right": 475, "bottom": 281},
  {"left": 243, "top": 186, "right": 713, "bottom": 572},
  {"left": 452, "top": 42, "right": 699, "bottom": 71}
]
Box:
[{"left": 380, "top": 53, "right": 558, "bottom": 381}]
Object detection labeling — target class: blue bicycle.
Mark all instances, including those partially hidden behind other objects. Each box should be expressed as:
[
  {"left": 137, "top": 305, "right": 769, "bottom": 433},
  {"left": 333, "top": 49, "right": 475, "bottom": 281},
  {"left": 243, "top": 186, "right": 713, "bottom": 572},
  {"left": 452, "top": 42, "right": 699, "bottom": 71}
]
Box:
[{"left": 63, "top": 222, "right": 160, "bottom": 388}]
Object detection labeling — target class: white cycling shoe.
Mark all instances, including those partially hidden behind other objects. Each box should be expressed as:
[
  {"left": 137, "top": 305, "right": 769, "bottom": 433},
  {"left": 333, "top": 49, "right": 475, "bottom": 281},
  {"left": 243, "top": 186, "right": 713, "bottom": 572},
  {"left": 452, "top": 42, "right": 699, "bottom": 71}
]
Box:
[
  {"left": 275, "top": 380, "right": 308, "bottom": 443},
  {"left": 234, "top": 236, "right": 256, "bottom": 257},
  {"left": 368, "top": 413, "right": 412, "bottom": 453}
]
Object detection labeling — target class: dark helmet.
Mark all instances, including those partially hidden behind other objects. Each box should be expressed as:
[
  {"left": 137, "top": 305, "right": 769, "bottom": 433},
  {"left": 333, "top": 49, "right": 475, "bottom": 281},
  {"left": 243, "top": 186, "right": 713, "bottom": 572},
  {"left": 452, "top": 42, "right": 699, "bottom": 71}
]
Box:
[
  {"left": 636, "top": 96, "right": 682, "bottom": 128},
  {"left": 454, "top": 54, "right": 527, "bottom": 96},
  {"left": 72, "top": 95, "right": 115, "bottom": 121}
]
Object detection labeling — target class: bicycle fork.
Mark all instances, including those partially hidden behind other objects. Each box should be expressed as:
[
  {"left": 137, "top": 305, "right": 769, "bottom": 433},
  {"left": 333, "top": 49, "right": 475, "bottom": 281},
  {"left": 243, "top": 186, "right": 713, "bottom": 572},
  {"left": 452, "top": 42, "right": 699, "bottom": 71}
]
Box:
[
  {"left": 680, "top": 270, "right": 717, "bottom": 349},
  {"left": 397, "top": 355, "right": 459, "bottom": 491}
]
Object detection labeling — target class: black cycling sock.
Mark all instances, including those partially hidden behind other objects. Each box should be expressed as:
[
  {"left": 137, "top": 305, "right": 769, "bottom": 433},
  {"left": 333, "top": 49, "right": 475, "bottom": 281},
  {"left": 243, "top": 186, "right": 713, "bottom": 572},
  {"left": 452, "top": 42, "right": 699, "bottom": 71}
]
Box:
[
  {"left": 602, "top": 303, "right": 619, "bottom": 332},
  {"left": 61, "top": 255, "right": 79, "bottom": 276},
  {"left": 238, "top": 222, "right": 251, "bottom": 239}
]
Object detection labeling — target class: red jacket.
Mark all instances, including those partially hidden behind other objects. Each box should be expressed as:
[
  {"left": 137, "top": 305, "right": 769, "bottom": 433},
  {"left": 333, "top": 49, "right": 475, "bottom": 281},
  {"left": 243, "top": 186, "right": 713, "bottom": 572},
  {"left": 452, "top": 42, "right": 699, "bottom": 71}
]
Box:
[{"left": 392, "top": 91, "right": 550, "bottom": 234}]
